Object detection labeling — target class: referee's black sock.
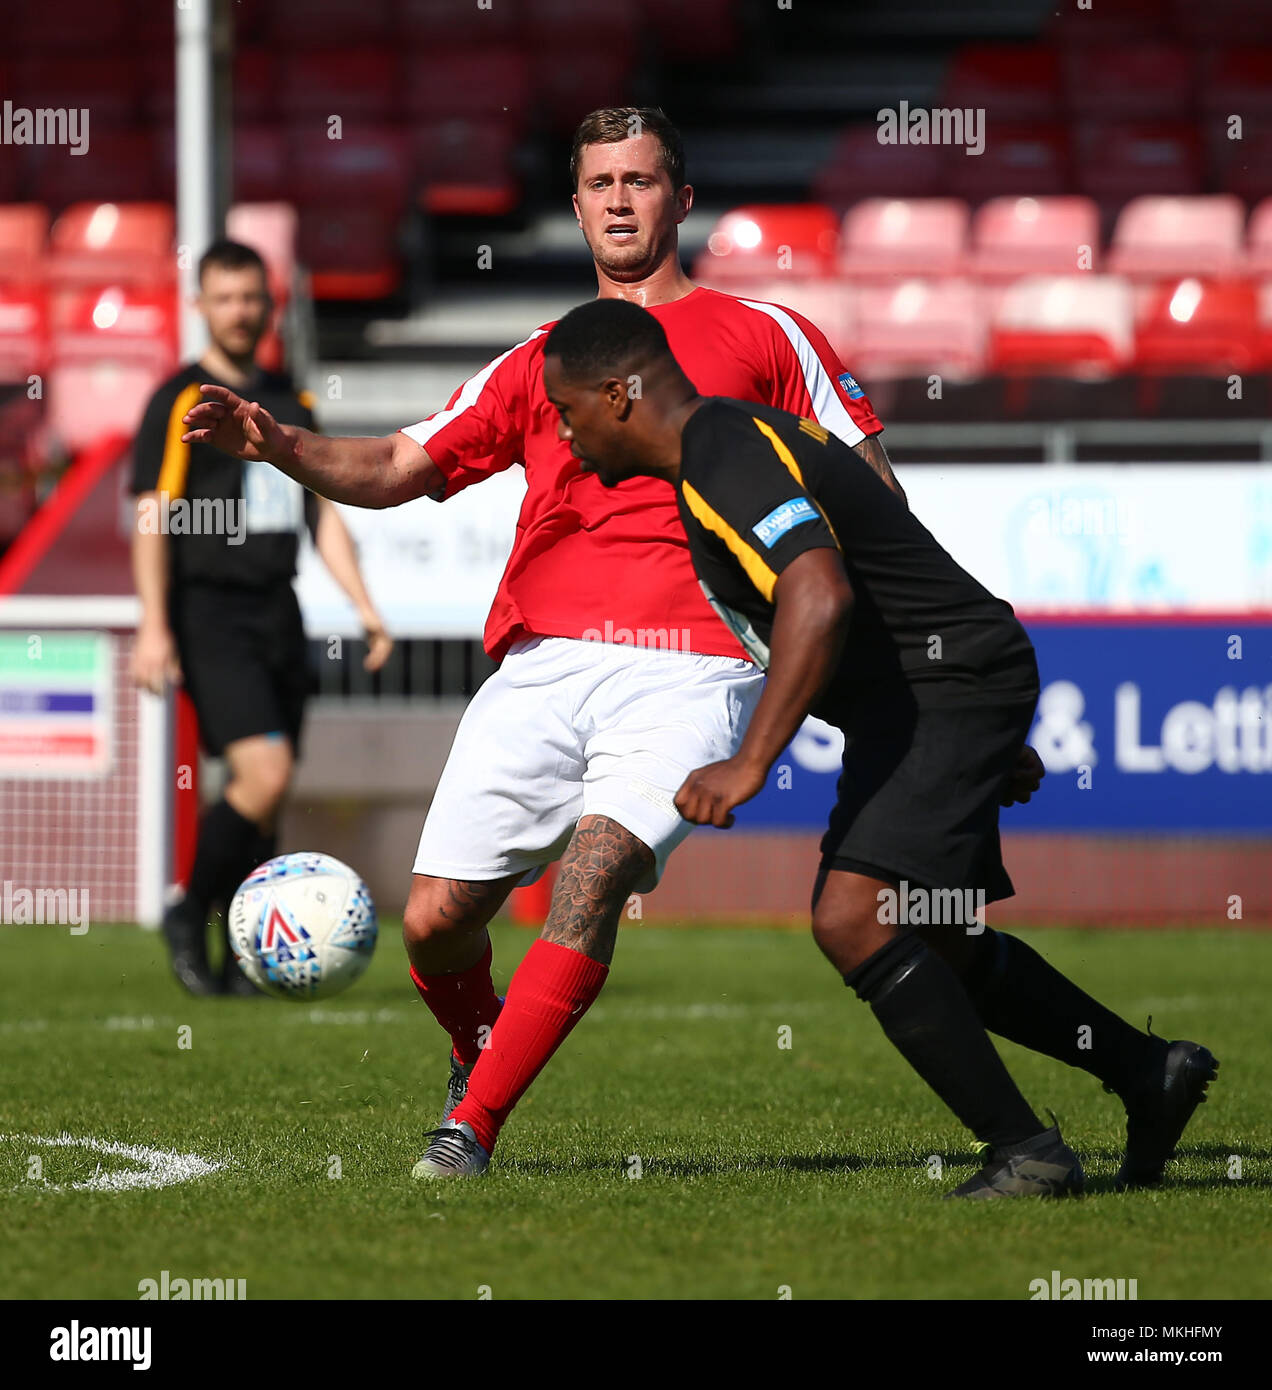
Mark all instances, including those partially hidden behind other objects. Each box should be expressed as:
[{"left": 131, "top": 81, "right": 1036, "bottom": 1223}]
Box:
[
  {"left": 960, "top": 929, "right": 1161, "bottom": 1099},
  {"left": 845, "top": 932, "right": 1044, "bottom": 1149},
  {"left": 186, "top": 797, "right": 261, "bottom": 926}
]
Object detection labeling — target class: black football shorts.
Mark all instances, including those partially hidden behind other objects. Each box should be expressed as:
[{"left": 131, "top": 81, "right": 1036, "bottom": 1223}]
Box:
[
  {"left": 819, "top": 654, "right": 1040, "bottom": 905},
  {"left": 170, "top": 580, "right": 313, "bottom": 757}
]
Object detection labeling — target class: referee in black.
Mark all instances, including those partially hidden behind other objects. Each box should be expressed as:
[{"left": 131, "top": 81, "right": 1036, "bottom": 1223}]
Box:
[
  {"left": 131, "top": 240, "right": 392, "bottom": 995},
  {"left": 540, "top": 298, "right": 1218, "bottom": 1197}
]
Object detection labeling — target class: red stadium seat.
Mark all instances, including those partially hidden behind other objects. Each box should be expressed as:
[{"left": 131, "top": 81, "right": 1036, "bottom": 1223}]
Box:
[
  {"left": 532, "top": 50, "right": 637, "bottom": 134},
  {"left": 49, "top": 284, "right": 178, "bottom": 374},
  {"left": 1048, "top": 0, "right": 1173, "bottom": 45},
  {"left": 13, "top": 57, "right": 138, "bottom": 127},
  {"left": 942, "top": 45, "right": 1061, "bottom": 123},
  {"left": 47, "top": 204, "right": 175, "bottom": 288},
  {"left": 46, "top": 362, "right": 162, "bottom": 455},
  {"left": 1107, "top": 196, "right": 1246, "bottom": 280},
  {"left": 234, "top": 48, "right": 277, "bottom": 124},
  {"left": 815, "top": 127, "right": 943, "bottom": 206},
  {"left": 0, "top": 205, "right": 51, "bottom": 284},
  {"left": 1170, "top": 0, "right": 1272, "bottom": 44},
  {"left": 30, "top": 130, "right": 167, "bottom": 209},
  {"left": 527, "top": 0, "right": 641, "bottom": 47},
  {"left": 278, "top": 49, "right": 400, "bottom": 122},
  {"left": 1075, "top": 123, "right": 1205, "bottom": 204},
  {"left": 838, "top": 199, "right": 969, "bottom": 280},
  {"left": 1061, "top": 45, "right": 1196, "bottom": 122},
  {"left": 0, "top": 283, "right": 49, "bottom": 382},
  {"left": 943, "top": 123, "right": 1071, "bottom": 203},
  {"left": 694, "top": 206, "right": 839, "bottom": 283},
  {"left": 404, "top": 47, "right": 532, "bottom": 127},
  {"left": 397, "top": 0, "right": 520, "bottom": 44},
  {"left": 264, "top": 0, "right": 395, "bottom": 47},
  {"left": 13, "top": 0, "right": 125, "bottom": 50},
  {"left": 852, "top": 279, "right": 986, "bottom": 380},
  {"left": 1246, "top": 197, "right": 1272, "bottom": 276},
  {"left": 297, "top": 205, "right": 404, "bottom": 301},
  {"left": 970, "top": 197, "right": 1101, "bottom": 279},
  {"left": 1133, "top": 278, "right": 1259, "bottom": 373},
  {"left": 989, "top": 275, "right": 1134, "bottom": 376},
  {"left": 413, "top": 121, "right": 521, "bottom": 217},
  {"left": 231, "top": 126, "right": 289, "bottom": 204},
  {"left": 1200, "top": 49, "right": 1272, "bottom": 122},
  {"left": 283, "top": 126, "right": 411, "bottom": 210}
]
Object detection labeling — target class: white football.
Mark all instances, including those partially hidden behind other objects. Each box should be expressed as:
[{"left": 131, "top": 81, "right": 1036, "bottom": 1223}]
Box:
[{"left": 227, "top": 852, "right": 378, "bottom": 1000}]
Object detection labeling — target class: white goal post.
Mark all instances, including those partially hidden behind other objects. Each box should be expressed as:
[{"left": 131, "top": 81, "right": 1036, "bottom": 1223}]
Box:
[{"left": 0, "top": 595, "right": 172, "bottom": 927}]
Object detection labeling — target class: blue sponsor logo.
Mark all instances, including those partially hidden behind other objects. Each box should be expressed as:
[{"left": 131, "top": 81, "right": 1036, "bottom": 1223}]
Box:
[
  {"left": 754, "top": 497, "right": 818, "bottom": 548},
  {"left": 838, "top": 372, "right": 865, "bottom": 399}
]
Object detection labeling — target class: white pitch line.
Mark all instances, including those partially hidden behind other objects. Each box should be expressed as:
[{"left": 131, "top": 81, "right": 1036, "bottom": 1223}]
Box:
[{"left": 3, "top": 1132, "right": 225, "bottom": 1192}]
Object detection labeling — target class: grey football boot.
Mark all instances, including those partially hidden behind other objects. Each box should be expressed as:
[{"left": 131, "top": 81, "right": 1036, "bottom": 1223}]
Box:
[
  {"left": 411, "top": 1119, "right": 491, "bottom": 1179},
  {"left": 945, "top": 1123, "right": 1085, "bottom": 1200}
]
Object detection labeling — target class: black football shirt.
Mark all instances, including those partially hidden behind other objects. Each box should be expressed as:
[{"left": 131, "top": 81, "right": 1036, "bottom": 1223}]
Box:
[
  {"left": 131, "top": 361, "right": 318, "bottom": 590},
  {"left": 674, "top": 397, "right": 1035, "bottom": 717}
]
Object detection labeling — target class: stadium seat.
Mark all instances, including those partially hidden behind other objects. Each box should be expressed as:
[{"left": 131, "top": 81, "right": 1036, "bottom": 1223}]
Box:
[
  {"left": 851, "top": 279, "right": 986, "bottom": 380},
  {"left": 234, "top": 48, "right": 277, "bottom": 124},
  {"left": 1246, "top": 197, "right": 1272, "bottom": 276},
  {"left": 694, "top": 206, "right": 839, "bottom": 283},
  {"left": 0, "top": 206, "right": 51, "bottom": 284},
  {"left": 47, "top": 204, "right": 175, "bottom": 288},
  {"left": 49, "top": 285, "right": 178, "bottom": 375},
  {"left": 942, "top": 45, "right": 1061, "bottom": 123},
  {"left": 413, "top": 121, "right": 522, "bottom": 217},
  {"left": 0, "top": 283, "right": 48, "bottom": 382},
  {"left": 296, "top": 205, "right": 404, "bottom": 301},
  {"left": 1200, "top": 49, "right": 1272, "bottom": 122},
  {"left": 46, "top": 362, "right": 161, "bottom": 455},
  {"left": 283, "top": 126, "right": 411, "bottom": 211},
  {"left": 13, "top": 0, "right": 125, "bottom": 48},
  {"left": 232, "top": 126, "right": 289, "bottom": 204},
  {"left": 1133, "top": 278, "right": 1260, "bottom": 373},
  {"left": 969, "top": 197, "right": 1100, "bottom": 279},
  {"left": 942, "top": 124, "right": 1071, "bottom": 203},
  {"left": 404, "top": 48, "right": 532, "bottom": 127},
  {"left": 13, "top": 57, "right": 139, "bottom": 127},
  {"left": 1107, "top": 196, "right": 1246, "bottom": 280},
  {"left": 1061, "top": 44, "right": 1195, "bottom": 122},
  {"left": 837, "top": 199, "right": 969, "bottom": 280},
  {"left": 1048, "top": 0, "right": 1172, "bottom": 44},
  {"left": 814, "top": 127, "right": 943, "bottom": 205},
  {"left": 1170, "top": 0, "right": 1272, "bottom": 44},
  {"left": 278, "top": 49, "right": 400, "bottom": 122},
  {"left": 264, "top": 0, "right": 395, "bottom": 47},
  {"left": 532, "top": 50, "right": 638, "bottom": 134},
  {"left": 397, "top": 0, "right": 520, "bottom": 43},
  {"left": 526, "top": 0, "right": 641, "bottom": 48},
  {"left": 31, "top": 130, "right": 167, "bottom": 209},
  {"left": 723, "top": 279, "right": 856, "bottom": 363},
  {"left": 989, "top": 275, "right": 1134, "bottom": 376},
  {"left": 1075, "top": 123, "right": 1204, "bottom": 203}
]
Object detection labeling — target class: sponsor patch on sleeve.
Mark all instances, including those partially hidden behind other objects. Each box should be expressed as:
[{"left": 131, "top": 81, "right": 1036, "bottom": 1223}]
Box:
[
  {"left": 753, "top": 497, "right": 818, "bottom": 548},
  {"left": 838, "top": 372, "right": 865, "bottom": 400}
]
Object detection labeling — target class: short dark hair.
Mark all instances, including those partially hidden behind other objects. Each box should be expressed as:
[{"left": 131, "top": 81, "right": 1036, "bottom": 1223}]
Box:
[
  {"left": 198, "top": 239, "right": 268, "bottom": 286},
  {"left": 544, "top": 299, "right": 673, "bottom": 382},
  {"left": 569, "top": 107, "right": 685, "bottom": 192}
]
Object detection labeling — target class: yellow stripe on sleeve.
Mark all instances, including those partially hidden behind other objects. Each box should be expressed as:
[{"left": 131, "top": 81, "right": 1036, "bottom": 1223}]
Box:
[
  {"left": 681, "top": 480, "right": 778, "bottom": 603},
  {"left": 155, "top": 382, "right": 205, "bottom": 500}
]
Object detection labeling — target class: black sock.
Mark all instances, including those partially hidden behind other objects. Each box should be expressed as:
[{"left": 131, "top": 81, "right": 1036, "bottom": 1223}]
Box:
[
  {"left": 846, "top": 933, "right": 1044, "bottom": 1149},
  {"left": 217, "top": 828, "right": 279, "bottom": 975},
  {"left": 961, "top": 930, "right": 1160, "bottom": 1098},
  {"left": 186, "top": 798, "right": 260, "bottom": 927}
]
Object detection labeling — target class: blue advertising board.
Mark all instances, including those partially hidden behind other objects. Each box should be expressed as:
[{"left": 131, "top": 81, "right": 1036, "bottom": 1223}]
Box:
[{"left": 730, "top": 619, "right": 1272, "bottom": 835}]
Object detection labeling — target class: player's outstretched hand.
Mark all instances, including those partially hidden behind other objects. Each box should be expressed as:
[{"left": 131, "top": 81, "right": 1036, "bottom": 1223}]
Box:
[
  {"left": 181, "top": 384, "right": 289, "bottom": 462},
  {"left": 1001, "top": 743, "right": 1046, "bottom": 806},
  {"left": 675, "top": 756, "right": 768, "bottom": 828}
]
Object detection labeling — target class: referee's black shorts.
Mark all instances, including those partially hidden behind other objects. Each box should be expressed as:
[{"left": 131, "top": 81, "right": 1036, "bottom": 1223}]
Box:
[
  {"left": 819, "top": 653, "right": 1040, "bottom": 905},
  {"left": 170, "top": 581, "right": 313, "bottom": 757}
]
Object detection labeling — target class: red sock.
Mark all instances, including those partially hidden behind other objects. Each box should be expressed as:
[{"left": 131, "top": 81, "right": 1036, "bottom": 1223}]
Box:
[
  {"left": 449, "top": 939, "right": 608, "bottom": 1154},
  {"left": 409, "top": 937, "right": 503, "bottom": 1066}
]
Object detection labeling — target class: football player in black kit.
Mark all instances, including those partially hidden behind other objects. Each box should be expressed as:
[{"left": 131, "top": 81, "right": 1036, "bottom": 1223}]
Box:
[
  {"left": 131, "top": 240, "right": 392, "bottom": 996},
  {"left": 540, "top": 297, "right": 1218, "bottom": 1198}
]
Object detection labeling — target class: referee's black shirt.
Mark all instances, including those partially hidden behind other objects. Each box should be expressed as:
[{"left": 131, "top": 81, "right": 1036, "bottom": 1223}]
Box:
[
  {"left": 131, "top": 362, "right": 318, "bottom": 591},
  {"left": 675, "top": 397, "right": 1035, "bottom": 717}
]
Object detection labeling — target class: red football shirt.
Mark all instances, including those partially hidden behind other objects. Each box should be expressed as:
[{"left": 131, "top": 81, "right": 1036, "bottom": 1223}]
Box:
[{"left": 400, "top": 285, "right": 883, "bottom": 661}]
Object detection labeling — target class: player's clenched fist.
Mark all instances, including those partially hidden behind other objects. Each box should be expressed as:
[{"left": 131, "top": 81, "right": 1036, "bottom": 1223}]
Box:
[
  {"left": 675, "top": 756, "right": 768, "bottom": 828},
  {"left": 181, "top": 383, "right": 291, "bottom": 463}
]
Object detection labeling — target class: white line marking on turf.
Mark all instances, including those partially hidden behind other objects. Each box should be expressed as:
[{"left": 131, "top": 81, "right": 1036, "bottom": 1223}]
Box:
[{"left": 3, "top": 1132, "right": 224, "bottom": 1192}]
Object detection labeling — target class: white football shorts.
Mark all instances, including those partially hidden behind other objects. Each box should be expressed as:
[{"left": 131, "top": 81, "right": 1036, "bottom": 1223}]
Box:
[{"left": 412, "top": 635, "right": 764, "bottom": 893}]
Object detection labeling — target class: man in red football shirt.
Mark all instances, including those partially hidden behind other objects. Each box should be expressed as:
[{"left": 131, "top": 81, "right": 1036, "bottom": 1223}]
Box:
[{"left": 184, "top": 108, "right": 896, "bottom": 1178}]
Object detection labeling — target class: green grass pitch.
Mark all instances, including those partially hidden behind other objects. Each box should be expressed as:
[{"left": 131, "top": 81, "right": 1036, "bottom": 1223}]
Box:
[{"left": 2, "top": 920, "right": 1270, "bottom": 1300}]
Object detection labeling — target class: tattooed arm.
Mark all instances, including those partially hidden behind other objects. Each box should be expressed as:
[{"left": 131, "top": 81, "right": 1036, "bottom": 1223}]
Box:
[{"left": 852, "top": 433, "right": 907, "bottom": 506}]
